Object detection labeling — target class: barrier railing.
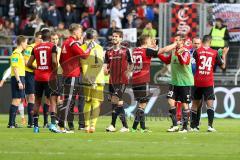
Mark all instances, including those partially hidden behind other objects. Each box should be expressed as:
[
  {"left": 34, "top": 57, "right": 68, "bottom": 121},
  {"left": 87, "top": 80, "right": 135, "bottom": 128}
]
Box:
[{"left": 234, "top": 67, "right": 240, "bottom": 85}]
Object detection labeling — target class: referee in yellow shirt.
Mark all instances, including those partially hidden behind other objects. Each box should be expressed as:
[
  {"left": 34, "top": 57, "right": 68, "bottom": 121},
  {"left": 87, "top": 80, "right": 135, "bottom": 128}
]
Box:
[
  {"left": 24, "top": 31, "right": 42, "bottom": 128},
  {"left": 8, "top": 35, "right": 28, "bottom": 128},
  {"left": 80, "top": 28, "right": 105, "bottom": 133}
]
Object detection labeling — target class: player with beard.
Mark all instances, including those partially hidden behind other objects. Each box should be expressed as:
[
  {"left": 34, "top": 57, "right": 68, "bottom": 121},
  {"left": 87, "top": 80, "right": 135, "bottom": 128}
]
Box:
[
  {"left": 159, "top": 34, "right": 194, "bottom": 133},
  {"left": 105, "top": 29, "right": 133, "bottom": 132}
]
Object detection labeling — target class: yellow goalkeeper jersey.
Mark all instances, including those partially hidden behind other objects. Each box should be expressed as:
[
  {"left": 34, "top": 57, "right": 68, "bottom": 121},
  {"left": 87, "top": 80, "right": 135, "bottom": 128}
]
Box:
[
  {"left": 24, "top": 43, "right": 36, "bottom": 72},
  {"left": 80, "top": 42, "right": 105, "bottom": 84}
]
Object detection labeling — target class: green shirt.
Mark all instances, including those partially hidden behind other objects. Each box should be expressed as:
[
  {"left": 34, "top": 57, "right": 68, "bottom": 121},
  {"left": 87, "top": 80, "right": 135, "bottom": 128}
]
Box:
[{"left": 170, "top": 51, "right": 194, "bottom": 86}]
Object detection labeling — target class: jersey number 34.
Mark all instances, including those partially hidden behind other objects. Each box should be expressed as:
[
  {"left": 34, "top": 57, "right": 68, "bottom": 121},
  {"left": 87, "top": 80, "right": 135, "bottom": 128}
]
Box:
[{"left": 199, "top": 56, "right": 212, "bottom": 71}]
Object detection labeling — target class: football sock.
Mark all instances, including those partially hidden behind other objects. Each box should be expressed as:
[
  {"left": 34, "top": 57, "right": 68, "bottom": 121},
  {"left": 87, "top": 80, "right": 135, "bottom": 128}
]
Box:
[
  {"left": 27, "top": 103, "right": 34, "bottom": 126},
  {"left": 78, "top": 96, "right": 85, "bottom": 128},
  {"left": 207, "top": 107, "right": 214, "bottom": 127},
  {"left": 12, "top": 105, "right": 18, "bottom": 126},
  {"left": 18, "top": 102, "right": 24, "bottom": 119},
  {"left": 43, "top": 103, "right": 49, "bottom": 125},
  {"left": 190, "top": 110, "right": 198, "bottom": 128},
  {"left": 33, "top": 114, "right": 39, "bottom": 127},
  {"left": 139, "top": 108, "right": 146, "bottom": 130},
  {"left": 169, "top": 107, "right": 177, "bottom": 126},
  {"left": 132, "top": 107, "right": 144, "bottom": 130},
  {"left": 84, "top": 101, "right": 91, "bottom": 127},
  {"left": 196, "top": 107, "right": 201, "bottom": 127},
  {"left": 91, "top": 100, "right": 100, "bottom": 128},
  {"left": 8, "top": 104, "right": 18, "bottom": 126},
  {"left": 67, "top": 104, "right": 74, "bottom": 127},
  {"left": 58, "top": 103, "right": 66, "bottom": 128},
  {"left": 182, "top": 109, "right": 189, "bottom": 129},
  {"left": 50, "top": 112, "right": 56, "bottom": 124},
  {"left": 111, "top": 104, "right": 118, "bottom": 127},
  {"left": 119, "top": 106, "right": 128, "bottom": 128}
]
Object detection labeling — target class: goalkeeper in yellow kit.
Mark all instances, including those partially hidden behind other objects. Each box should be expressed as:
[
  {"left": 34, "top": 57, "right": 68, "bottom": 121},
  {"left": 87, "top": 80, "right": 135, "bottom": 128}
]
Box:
[{"left": 80, "top": 28, "right": 105, "bottom": 133}]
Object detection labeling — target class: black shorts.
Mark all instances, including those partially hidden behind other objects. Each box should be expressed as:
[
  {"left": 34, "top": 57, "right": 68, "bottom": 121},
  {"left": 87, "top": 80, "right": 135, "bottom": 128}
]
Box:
[
  {"left": 109, "top": 84, "right": 127, "bottom": 100},
  {"left": 35, "top": 80, "right": 59, "bottom": 98},
  {"left": 132, "top": 83, "right": 150, "bottom": 103},
  {"left": 25, "top": 71, "right": 35, "bottom": 95},
  {"left": 11, "top": 76, "right": 25, "bottom": 99},
  {"left": 193, "top": 86, "right": 215, "bottom": 100},
  {"left": 167, "top": 85, "right": 192, "bottom": 103}
]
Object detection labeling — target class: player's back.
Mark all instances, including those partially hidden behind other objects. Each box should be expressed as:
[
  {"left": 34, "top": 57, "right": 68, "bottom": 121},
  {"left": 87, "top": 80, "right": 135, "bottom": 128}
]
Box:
[
  {"left": 194, "top": 46, "right": 218, "bottom": 87},
  {"left": 33, "top": 42, "right": 56, "bottom": 81},
  {"left": 60, "top": 36, "right": 81, "bottom": 77},
  {"left": 132, "top": 47, "right": 151, "bottom": 84}
]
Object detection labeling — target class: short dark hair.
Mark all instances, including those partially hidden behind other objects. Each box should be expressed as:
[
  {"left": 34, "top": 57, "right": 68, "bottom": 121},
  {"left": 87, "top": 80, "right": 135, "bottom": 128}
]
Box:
[
  {"left": 41, "top": 28, "right": 51, "bottom": 41},
  {"left": 69, "top": 23, "right": 82, "bottom": 33},
  {"left": 16, "top": 35, "right": 27, "bottom": 45},
  {"left": 216, "top": 18, "right": 224, "bottom": 23},
  {"left": 202, "top": 35, "right": 212, "bottom": 44},
  {"left": 112, "top": 29, "right": 123, "bottom": 38}
]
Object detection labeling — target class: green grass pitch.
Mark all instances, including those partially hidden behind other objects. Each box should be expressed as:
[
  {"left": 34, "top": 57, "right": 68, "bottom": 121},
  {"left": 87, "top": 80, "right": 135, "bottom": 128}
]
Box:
[{"left": 0, "top": 115, "right": 239, "bottom": 160}]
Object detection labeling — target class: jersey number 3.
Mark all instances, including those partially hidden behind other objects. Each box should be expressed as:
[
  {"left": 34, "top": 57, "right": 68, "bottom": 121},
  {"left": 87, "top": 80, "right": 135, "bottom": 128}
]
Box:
[
  {"left": 40, "top": 50, "right": 47, "bottom": 65},
  {"left": 199, "top": 56, "right": 212, "bottom": 71}
]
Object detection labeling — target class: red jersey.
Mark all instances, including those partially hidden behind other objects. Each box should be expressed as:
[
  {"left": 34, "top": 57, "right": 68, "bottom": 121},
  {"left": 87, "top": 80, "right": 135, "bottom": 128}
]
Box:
[
  {"left": 105, "top": 46, "right": 132, "bottom": 84},
  {"left": 158, "top": 47, "right": 190, "bottom": 65},
  {"left": 132, "top": 47, "right": 158, "bottom": 84},
  {"left": 60, "top": 36, "right": 89, "bottom": 77},
  {"left": 194, "top": 46, "right": 223, "bottom": 87},
  {"left": 32, "top": 42, "right": 57, "bottom": 81}
]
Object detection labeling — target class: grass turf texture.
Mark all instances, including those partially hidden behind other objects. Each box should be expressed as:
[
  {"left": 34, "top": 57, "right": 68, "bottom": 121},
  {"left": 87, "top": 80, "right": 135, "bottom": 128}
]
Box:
[{"left": 0, "top": 115, "right": 239, "bottom": 160}]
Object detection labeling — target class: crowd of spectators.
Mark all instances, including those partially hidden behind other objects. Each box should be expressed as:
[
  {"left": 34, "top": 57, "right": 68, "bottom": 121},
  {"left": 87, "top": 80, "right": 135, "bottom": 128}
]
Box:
[{"left": 0, "top": 0, "right": 239, "bottom": 55}]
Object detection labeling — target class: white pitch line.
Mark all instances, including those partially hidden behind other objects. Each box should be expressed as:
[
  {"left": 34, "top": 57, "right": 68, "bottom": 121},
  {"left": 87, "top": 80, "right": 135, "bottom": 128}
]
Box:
[{"left": 0, "top": 151, "right": 65, "bottom": 155}]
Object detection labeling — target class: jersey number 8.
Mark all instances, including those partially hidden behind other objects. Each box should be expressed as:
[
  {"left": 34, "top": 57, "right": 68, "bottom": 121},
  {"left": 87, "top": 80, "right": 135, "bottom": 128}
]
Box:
[{"left": 40, "top": 50, "right": 47, "bottom": 65}]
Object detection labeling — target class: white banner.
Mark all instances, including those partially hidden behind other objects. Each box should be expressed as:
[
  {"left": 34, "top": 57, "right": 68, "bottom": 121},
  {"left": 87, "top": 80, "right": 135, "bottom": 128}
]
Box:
[{"left": 122, "top": 28, "right": 137, "bottom": 43}]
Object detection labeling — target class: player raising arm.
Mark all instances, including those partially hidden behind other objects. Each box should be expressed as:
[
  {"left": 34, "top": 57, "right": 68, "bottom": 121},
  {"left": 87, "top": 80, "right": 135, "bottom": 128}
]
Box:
[
  {"left": 190, "top": 35, "right": 228, "bottom": 132},
  {"left": 158, "top": 34, "right": 194, "bottom": 133},
  {"left": 131, "top": 34, "right": 176, "bottom": 132},
  {"left": 80, "top": 28, "right": 105, "bottom": 133}
]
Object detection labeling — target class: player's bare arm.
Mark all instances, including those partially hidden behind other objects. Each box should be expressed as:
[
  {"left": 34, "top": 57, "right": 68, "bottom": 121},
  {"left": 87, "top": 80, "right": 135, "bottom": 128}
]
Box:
[
  {"left": 26, "top": 55, "right": 36, "bottom": 70},
  {"left": 158, "top": 42, "right": 177, "bottom": 54},
  {"left": 219, "top": 48, "right": 229, "bottom": 69},
  {"left": 52, "top": 46, "right": 58, "bottom": 73},
  {"left": 103, "top": 64, "right": 109, "bottom": 75}
]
